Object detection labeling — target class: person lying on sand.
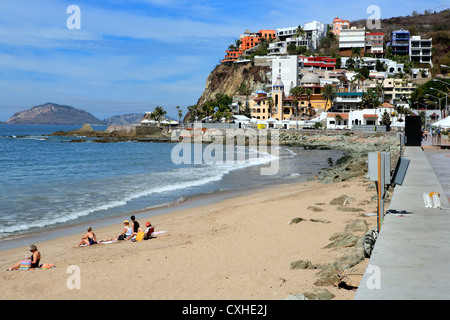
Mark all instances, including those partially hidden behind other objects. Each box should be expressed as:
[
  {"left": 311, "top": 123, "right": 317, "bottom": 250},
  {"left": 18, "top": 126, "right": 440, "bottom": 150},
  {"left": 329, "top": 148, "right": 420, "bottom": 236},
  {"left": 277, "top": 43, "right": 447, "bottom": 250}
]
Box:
[{"left": 7, "top": 244, "right": 41, "bottom": 270}]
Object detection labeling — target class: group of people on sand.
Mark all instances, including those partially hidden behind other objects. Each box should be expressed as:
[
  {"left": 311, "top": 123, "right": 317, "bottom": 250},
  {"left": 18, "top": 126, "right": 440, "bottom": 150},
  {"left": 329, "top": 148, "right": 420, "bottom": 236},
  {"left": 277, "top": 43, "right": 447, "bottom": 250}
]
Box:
[
  {"left": 6, "top": 216, "right": 155, "bottom": 270},
  {"left": 77, "top": 215, "right": 155, "bottom": 246}
]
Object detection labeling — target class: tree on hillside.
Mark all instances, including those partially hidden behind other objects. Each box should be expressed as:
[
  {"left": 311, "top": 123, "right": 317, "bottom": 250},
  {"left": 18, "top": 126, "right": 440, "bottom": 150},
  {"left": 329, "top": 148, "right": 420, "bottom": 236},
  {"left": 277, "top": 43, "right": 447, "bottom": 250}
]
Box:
[
  {"left": 290, "top": 86, "right": 305, "bottom": 127},
  {"left": 238, "top": 81, "right": 251, "bottom": 116},
  {"left": 304, "top": 88, "right": 313, "bottom": 117},
  {"left": 353, "top": 73, "right": 366, "bottom": 89},
  {"left": 351, "top": 47, "right": 364, "bottom": 67},
  {"left": 375, "top": 82, "right": 385, "bottom": 104},
  {"left": 322, "top": 84, "right": 337, "bottom": 111},
  {"left": 187, "top": 105, "right": 200, "bottom": 122},
  {"left": 361, "top": 89, "right": 380, "bottom": 109}
]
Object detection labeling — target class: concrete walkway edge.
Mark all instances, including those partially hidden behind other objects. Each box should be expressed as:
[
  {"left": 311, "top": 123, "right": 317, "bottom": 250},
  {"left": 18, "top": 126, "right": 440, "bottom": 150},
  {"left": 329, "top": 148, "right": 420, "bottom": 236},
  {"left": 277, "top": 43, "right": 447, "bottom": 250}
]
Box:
[{"left": 355, "top": 146, "right": 450, "bottom": 300}]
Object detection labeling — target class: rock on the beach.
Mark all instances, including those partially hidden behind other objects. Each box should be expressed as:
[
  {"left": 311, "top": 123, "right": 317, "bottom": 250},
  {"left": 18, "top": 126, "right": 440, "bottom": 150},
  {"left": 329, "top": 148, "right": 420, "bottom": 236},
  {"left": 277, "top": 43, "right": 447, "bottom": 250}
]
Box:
[
  {"left": 303, "top": 289, "right": 335, "bottom": 300},
  {"left": 290, "top": 259, "right": 314, "bottom": 270},
  {"left": 325, "top": 232, "right": 359, "bottom": 248},
  {"left": 329, "top": 195, "right": 354, "bottom": 206},
  {"left": 314, "top": 248, "right": 365, "bottom": 287},
  {"left": 289, "top": 217, "right": 305, "bottom": 224},
  {"left": 307, "top": 205, "right": 324, "bottom": 212},
  {"left": 345, "top": 220, "right": 369, "bottom": 233}
]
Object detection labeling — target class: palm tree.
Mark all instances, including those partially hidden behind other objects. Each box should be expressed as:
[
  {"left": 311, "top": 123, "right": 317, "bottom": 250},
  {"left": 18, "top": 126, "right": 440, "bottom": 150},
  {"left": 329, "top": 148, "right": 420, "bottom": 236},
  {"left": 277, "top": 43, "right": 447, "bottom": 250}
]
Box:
[
  {"left": 239, "top": 81, "right": 251, "bottom": 116},
  {"left": 187, "top": 105, "right": 201, "bottom": 122},
  {"left": 353, "top": 73, "right": 366, "bottom": 90},
  {"left": 321, "top": 84, "right": 336, "bottom": 111},
  {"left": 267, "top": 96, "right": 274, "bottom": 118},
  {"left": 351, "top": 47, "right": 364, "bottom": 67},
  {"left": 237, "top": 101, "right": 243, "bottom": 115},
  {"left": 152, "top": 106, "right": 167, "bottom": 126},
  {"left": 304, "top": 88, "right": 313, "bottom": 117},
  {"left": 361, "top": 89, "right": 380, "bottom": 109},
  {"left": 295, "top": 25, "right": 305, "bottom": 39},
  {"left": 290, "top": 86, "right": 305, "bottom": 129},
  {"left": 176, "top": 106, "right": 183, "bottom": 126},
  {"left": 375, "top": 82, "right": 385, "bottom": 104}
]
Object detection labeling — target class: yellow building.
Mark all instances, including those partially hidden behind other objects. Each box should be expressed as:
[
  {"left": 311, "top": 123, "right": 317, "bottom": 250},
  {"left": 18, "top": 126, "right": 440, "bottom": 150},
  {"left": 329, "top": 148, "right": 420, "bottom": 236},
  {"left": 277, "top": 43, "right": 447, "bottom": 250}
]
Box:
[{"left": 250, "top": 73, "right": 333, "bottom": 121}]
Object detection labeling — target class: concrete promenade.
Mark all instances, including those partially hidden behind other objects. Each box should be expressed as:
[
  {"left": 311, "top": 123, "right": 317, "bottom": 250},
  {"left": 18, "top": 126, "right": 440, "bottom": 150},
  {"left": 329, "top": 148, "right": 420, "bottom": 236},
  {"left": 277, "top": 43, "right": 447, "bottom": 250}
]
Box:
[{"left": 355, "top": 146, "right": 450, "bottom": 300}]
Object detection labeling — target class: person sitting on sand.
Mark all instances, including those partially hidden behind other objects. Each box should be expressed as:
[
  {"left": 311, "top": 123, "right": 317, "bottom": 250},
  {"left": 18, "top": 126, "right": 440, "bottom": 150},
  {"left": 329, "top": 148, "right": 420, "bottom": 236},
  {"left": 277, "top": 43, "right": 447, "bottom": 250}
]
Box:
[
  {"left": 77, "top": 227, "right": 97, "bottom": 247},
  {"left": 143, "top": 221, "right": 155, "bottom": 240},
  {"left": 7, "top": 244, "right": 41, "bottom": 270},
  {"left": 105, "top": 220, "right": 133, "bottom": 241},
  {"left": 130, "top": 215, "right": 143, "bottom": 237}
]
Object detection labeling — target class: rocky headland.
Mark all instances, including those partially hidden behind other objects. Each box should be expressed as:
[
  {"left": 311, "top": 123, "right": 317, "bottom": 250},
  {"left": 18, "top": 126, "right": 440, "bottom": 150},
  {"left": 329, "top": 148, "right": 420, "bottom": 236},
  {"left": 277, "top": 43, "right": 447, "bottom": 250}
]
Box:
[{"left": 7, "top": 103, "right": 105, "bottom": 125}]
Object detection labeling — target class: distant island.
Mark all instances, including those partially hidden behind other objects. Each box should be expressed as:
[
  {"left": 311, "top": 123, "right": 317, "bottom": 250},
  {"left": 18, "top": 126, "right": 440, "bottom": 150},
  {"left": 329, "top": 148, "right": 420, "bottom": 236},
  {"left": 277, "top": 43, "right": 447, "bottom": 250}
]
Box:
[
  {"left": 6, "top": 103, "right": 105, "bottom": 125},
  {"left": 103, "top": 113, "right": 145, "bottom": 125}
]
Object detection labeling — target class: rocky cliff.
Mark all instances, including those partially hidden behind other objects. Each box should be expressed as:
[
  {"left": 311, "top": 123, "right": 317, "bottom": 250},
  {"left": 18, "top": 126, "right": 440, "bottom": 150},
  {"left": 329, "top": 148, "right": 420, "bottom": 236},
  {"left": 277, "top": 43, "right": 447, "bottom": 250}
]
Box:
[
  {"left": 7, "top": 103, "right": 105, "bottom": 125},
  {"left": 196, "top": 63, "right": 271, "bottom": 107}
]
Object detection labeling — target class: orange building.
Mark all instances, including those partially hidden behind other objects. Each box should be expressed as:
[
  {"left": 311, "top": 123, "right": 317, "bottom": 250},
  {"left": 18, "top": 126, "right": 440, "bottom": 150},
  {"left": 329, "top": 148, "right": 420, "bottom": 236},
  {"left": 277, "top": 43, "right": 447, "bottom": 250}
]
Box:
[
  {"left": 222, "top": 29, "right": 276, "bottom": 64},
  {"left": 258, "top": 29, "right": 277, "bottom": 41},
  {"left": 332, "top": 16, "right": 350, "bottom": 35}
]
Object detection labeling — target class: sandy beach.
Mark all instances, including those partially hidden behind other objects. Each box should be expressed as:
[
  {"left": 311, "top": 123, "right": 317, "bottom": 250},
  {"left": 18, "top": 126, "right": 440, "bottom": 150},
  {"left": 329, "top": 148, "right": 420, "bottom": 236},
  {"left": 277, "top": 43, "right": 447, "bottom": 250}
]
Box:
[{"left": 0, "top": 172, "right": 381, "bottom": 300}]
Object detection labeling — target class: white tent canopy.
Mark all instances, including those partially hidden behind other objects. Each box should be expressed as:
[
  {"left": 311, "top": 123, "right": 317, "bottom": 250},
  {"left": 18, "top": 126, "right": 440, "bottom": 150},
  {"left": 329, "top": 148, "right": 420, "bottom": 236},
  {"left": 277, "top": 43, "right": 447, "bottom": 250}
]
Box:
[{"left": 432, "top": 116, "right": 450, "bottom": 129}]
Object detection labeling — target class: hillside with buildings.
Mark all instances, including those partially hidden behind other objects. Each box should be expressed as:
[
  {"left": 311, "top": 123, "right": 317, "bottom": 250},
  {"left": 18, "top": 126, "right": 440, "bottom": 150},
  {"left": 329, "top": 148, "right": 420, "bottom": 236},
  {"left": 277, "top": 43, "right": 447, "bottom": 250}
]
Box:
[{"left": 184, "top": 8, "right": 449, "bottom": 131}]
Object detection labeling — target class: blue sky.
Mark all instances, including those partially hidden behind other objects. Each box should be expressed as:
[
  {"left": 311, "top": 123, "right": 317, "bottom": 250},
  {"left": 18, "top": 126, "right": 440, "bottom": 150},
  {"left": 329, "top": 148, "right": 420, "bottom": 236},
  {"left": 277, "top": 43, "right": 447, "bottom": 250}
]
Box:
[{"left": 0, "top": 0, "right": 446, "bottom": 121}]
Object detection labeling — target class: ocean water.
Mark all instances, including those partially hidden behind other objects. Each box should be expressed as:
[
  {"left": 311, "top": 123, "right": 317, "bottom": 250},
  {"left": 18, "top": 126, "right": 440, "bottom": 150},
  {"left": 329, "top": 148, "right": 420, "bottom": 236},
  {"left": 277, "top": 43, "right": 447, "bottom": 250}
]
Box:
[{"left": 0, "top": 124, "right": 343, "bottom": 248}]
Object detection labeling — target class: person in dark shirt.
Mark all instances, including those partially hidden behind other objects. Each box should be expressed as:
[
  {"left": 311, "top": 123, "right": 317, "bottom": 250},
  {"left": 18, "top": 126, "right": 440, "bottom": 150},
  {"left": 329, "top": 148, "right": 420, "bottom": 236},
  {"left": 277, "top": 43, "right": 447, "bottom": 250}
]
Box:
[
  {"left": 130, "top": 215, "right": 142, "bottom": 234},
  {"left": 7, "top": 244, "right": 41, "bottom": 270}
]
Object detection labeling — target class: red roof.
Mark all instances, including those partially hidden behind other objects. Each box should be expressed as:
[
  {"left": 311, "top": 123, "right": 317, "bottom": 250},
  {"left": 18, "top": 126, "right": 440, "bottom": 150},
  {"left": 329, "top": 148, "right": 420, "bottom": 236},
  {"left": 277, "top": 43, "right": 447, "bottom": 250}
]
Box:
[
  {"left": 327, "top": 113, "right": 349, "bottom": 119},
  {"left": 363, "top": 114, "right": 378, "bottom": 118}
]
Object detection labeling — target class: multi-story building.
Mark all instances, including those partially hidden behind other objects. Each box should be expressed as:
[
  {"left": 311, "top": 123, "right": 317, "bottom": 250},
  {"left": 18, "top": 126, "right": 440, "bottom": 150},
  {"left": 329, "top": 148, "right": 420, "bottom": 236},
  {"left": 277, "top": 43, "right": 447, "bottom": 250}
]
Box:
[
  {"left": 303, "top": 21, "right": 327, "bottom": 51},
  {"left": 272, "top": 22, "right": 326, "bottom": 53},
  {"left": 332, "top": 92, "right": 363, "bottom": 112},
  {"left": 390, "top": 29, "right": 410, "bottom": 56},
  {"left": 299, "top": 55, "right": 336, "bottom": 71},
  {"left": 367, "top": 78, "right": 416, "bottom": 105},
  {"left": 339, "top": 27, "right": 366, "bottom": 56},
  {"left": 409, "top": 35, "right": 433, "bottom": 67},
  {"left": 259, "top": 30, "right": 277, "bottom": 41},
  {"left": 332, "top": 16, "right": 350, "bottom": 36},
  {"left": 365, "top": 32, "right": 384, "bottom": 58},
  {"left": 268, "top": 36, "right": 309, "bottom": 55},
  {"left": 276, "top": 26, "right": 300, "bottom": 41},
  {"left": 271, "top": 56, "right": 299, "bottom": 96},
  {"left": 221, "top": 29, "right": 276, "bottom": 64}
]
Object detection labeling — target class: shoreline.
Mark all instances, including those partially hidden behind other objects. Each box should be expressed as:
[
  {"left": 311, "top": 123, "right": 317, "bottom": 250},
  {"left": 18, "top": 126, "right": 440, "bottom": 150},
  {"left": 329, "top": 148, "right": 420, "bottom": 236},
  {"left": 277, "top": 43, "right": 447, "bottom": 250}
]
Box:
[{"left": 0, "top": 172, "right": 307, "bottom": 252}]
